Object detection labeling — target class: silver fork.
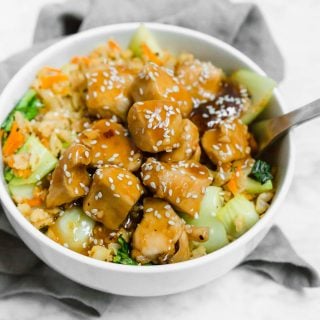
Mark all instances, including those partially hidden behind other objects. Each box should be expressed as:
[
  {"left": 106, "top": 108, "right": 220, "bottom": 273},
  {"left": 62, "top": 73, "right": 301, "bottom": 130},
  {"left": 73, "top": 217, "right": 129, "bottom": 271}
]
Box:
[{"left": 251, "top": 98, "right": 320, "bottom": 154}]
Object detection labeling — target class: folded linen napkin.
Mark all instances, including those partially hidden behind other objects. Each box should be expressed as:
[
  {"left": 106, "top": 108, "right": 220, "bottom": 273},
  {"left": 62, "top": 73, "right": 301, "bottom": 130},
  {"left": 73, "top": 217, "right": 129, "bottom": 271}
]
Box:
[{"left": 0, "top": 0, "right": 318, "bottom": 317}]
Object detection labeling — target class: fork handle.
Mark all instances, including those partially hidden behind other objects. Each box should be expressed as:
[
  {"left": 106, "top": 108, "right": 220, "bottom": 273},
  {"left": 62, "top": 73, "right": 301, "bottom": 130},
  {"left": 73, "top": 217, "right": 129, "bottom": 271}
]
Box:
[
  {"left": 252, "top": 98, "right": 320, "bottom": 153},
  {"left": 284, "top": 98, "right": 320, "bottom": 127}
]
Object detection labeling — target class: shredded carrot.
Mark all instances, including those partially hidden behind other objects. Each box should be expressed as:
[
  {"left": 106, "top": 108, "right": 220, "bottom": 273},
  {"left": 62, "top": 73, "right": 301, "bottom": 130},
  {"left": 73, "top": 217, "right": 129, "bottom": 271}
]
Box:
[
  {"left": 40, "top": 137, "right": 50, "bottom": 148},
  {"left": 5, "top": 158, "right": 32, "bottom": 178},
  {"left": 227, "top": 177, "right": 238, "bottom": 195},
  {"left": 70, "top": 56, "right": 90, "bottom": 67},
  {"left": 40, "top": 73, "right": 69, "bottom": 89},
  {"left": 39, "top": 67, "right": 69, "bottom": 95},
  {"left": 42, "top": 66, "right": 62, "bottom": 73},
  {"left": 3, "top": 122, "right": 25, "bottom": 157},
  {"left": 14, "top": 168, "right": 32, "bottom": 179},
  {"left": 141, "top": 43, "right": 162, "bottom": 65},
  {"left": 226, "top": 165, "right": 242, "bottom": 195},
  {"left": 25, "top": 197, "right": 43, "bottom": 207},
  {"left": 108, "top": 39, "right": 121, "bottom": 52}
]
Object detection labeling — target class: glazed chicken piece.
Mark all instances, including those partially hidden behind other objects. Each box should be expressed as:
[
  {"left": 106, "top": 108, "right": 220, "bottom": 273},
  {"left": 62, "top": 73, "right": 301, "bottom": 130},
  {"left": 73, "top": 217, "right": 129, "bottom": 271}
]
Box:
[
  {"left": 86, "top": 65, "right": 134, "bottom": 120},
  {"left": 130, "top": 62, "right": 193, "bottom": 117},
  {"left": 175, "top": 55, "right": 225, "bottom": 107},
  {"left": 127, "top": 100, "right": 183, "bottom": 153},
  {"left": 46, "top": 144, "right": 91, "bottom": 208},
  {"left": 78, "top": 119, "right": 142, "bottom": 171},
  {"left": 141, "top": 158, "right": 212, "bottom": 217},
  {"left": 83, "top": 165, "right": 143, "bottom": 230},
  {"left": 159, "top": 119, "right": 201, "bottom": 162},
  {"left": 190, "top": 80, "right": 251, "bottom": 135},
  {"left": 201, "top": 119, "right": 250, "bottom": 165},
  {"left": 132, "top": 198, "right": 187, "bottom": 264}
]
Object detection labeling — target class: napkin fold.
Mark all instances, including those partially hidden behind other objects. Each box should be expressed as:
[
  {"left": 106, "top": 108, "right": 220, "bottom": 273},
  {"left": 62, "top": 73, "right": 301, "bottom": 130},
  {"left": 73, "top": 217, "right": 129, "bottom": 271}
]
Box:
[{"left": 0, "top": 0, "right": 318, "bottom": 317}]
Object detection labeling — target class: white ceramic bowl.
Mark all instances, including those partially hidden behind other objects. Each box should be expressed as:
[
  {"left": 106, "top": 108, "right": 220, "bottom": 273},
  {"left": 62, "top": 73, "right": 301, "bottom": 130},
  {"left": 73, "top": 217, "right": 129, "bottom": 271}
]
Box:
[{"left": 0, "top": 22, "right": 294, "bottom": 296}]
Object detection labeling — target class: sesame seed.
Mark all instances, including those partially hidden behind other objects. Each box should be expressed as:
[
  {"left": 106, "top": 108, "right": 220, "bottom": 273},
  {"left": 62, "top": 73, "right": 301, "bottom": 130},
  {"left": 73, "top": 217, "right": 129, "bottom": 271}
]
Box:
[{"left": 65, "top": 171, "right": 71, "bottom": 178}]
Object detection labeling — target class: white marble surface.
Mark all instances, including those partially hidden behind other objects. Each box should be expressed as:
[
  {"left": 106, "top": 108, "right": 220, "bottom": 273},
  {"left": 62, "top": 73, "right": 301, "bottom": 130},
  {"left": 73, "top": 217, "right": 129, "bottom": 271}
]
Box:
[{"left": 1, "top": 0, "right": 320, "bottom": 319}]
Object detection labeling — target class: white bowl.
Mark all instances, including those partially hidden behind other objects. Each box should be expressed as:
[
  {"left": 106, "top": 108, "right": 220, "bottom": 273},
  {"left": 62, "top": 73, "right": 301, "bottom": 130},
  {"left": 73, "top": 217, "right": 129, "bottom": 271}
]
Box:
[{"left": 0, "top": 22, "right": 294, "bottom": 296}]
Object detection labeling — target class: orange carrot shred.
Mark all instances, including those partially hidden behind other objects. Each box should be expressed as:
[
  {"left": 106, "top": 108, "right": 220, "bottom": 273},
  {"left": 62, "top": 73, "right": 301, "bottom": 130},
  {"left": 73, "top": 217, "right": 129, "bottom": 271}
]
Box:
[
  {"left": 227, "top": 177, "right": 238, "bottom": 195},
  {"left": 70, "top": 56, "right": 90, "bottom": 66},
  {"left": 3, "top": 122, "right": 25, "bottom": 157},
  {"left": 108, "top": 39, "right": 121, "bottom": 52},
  {"left": 14, "top": 168, "right": 32, "bottom": 179},
  {"left": 38, "top": 67, "right": 69, "bottom": 95},
  {"left": 40, "top": 74, "right": 69, "bottom": 89},
  {"left": 141, "top": 43, "right": 162, "bottom": 65},
  {"left": 25, "top": 197, "right": 43, "bottom": 207}
]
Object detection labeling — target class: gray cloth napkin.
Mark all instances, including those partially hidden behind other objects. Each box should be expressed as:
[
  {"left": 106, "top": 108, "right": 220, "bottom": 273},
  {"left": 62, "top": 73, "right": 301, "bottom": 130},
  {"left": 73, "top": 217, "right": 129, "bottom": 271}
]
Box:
[{"left": 0, "top": 0, "right": 318, "bottom": 317}]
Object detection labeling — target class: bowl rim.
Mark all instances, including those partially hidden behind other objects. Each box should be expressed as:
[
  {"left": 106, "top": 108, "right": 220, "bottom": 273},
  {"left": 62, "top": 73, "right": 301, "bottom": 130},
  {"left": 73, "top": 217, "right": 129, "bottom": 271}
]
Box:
[{"left": 0, "top": 22, "right": 294, "bottom": 274}]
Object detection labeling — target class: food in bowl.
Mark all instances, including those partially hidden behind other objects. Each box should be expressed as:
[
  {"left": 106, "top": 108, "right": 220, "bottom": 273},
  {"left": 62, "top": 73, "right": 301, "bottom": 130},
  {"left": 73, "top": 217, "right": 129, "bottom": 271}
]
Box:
[{"left": 1, "top": 25, "right": 276, "bottom": 266}]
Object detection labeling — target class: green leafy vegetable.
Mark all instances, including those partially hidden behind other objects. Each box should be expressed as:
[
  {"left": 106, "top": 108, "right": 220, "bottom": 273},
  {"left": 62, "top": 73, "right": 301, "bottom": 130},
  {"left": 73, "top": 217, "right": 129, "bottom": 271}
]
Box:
[
  {"left": 113, "top": 236, "right": 137, "bottom": 265},
  {"left": 216, "top": 195, "right": 259, "bottom": 239},
  {"left": 4, "top": 167, "right": 14, "bottom": 183},
  {"left": 9, "top": 136, "right": 57, "bottom": 186},
  {"left": 128, "top": 24, "right": 162, "bottom": 57},
  {"left": 1, "top": 89, "right": 43, "bottom": 132},
  {"left": 245, "top": 177, "right": 273, "bottom": 194},
  {"left": 182, "top": 186, "right": 229, "bottom": 253},
  {"left": 9, "top": 183, "right": 35, "bottom": 200},
  {"left": 250, "top": 159, "right": 273, "bottom": 184},
  {"left": 53, "top": 207, "right": 95, "bottom": 252},
  {"left": 230, "top": 69, "right": 276, "bottom": 124}
]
